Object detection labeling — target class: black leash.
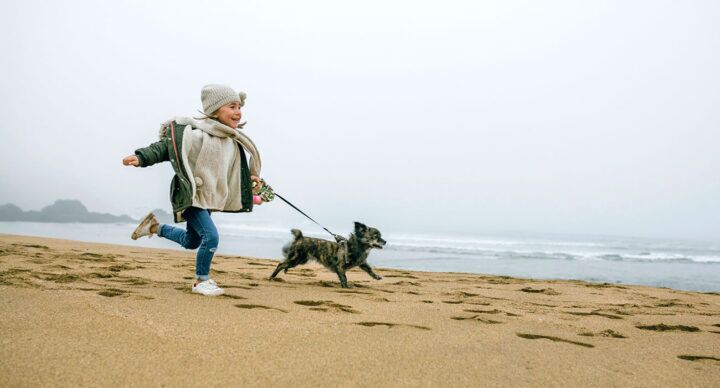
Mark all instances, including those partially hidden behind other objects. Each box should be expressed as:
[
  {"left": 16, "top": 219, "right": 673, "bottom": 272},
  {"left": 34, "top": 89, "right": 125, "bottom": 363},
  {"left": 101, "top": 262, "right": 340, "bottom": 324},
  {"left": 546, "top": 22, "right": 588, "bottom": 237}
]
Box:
[{"left": 274, "top": 193, "right": 341, "bottom": 240}]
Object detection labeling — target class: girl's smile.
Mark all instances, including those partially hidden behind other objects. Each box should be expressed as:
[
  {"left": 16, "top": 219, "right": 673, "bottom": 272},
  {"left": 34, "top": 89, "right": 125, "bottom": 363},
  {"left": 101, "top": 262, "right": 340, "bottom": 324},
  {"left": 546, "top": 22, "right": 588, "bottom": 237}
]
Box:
[{"left": 215, "top": 102, "right": 242, "bottom": 128}]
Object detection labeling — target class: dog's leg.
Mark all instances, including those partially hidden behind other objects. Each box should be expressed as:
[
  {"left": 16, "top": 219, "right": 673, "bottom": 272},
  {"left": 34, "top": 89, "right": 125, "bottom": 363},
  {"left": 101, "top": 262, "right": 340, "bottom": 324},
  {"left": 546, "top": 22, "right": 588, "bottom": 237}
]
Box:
[
  {"left": 359, "top": 263, "right": 382, "bottom": 280},
  {"left": 335, "top": 268, "right": 349, "bottom": 288},
  {"left": 272, "top": 247, "right": 306, "bottom": 278},
  {"left": 334, "top": 246, "right": 350, "bottom": 288},
  {"left": 336, "top": 240, "right": 348, "bottom": 267},
  {"left": 282, "top": 261, "right": 301, "bottom": 273},
  {"left": 270, "top": 261, "right": 291, "bottom": 279},
  {"left": 338, "top": 271, "right": 348, "bottom": 288}
]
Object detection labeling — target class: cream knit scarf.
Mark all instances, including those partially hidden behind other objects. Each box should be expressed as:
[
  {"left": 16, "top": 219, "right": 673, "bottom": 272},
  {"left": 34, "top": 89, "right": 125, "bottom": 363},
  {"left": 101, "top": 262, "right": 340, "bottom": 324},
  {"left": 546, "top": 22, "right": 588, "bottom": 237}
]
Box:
[{"left": 159, "top": 117, "right": 262, "bottom": 211}]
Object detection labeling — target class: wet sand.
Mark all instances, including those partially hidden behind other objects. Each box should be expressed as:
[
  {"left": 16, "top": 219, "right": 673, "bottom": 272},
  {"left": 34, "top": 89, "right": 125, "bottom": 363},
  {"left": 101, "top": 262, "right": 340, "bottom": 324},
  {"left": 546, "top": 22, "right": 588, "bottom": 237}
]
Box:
[{"left": 1, "top": 234, "right": 719, "bottom": 387}]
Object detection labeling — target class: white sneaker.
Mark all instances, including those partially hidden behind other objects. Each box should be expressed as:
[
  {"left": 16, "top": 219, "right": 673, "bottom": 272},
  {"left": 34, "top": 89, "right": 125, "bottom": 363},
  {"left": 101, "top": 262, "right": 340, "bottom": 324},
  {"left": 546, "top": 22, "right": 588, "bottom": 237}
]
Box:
[
  {"left": 131, "top": 212, "right": 158, "bottom": 240},
  {"left": 192, "top": 279, "right": 224, "bottom": 296}
]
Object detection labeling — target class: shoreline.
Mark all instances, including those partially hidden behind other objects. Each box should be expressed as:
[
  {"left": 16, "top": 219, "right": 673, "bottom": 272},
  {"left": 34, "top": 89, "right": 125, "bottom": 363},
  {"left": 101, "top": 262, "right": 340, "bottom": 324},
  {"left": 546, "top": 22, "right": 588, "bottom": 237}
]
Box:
[
  {"left": 1, "top": 234, "right": 719, "bottom": 386},
  {"left": 1, "top": 228, "right": 718, "bottom": 293}
]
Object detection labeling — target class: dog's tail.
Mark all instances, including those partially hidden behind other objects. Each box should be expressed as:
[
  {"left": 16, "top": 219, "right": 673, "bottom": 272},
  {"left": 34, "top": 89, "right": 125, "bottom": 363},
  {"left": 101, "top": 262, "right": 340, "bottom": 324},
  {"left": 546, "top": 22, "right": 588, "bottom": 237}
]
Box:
[
  {"left": 281, "top": 242, "right": 291, "bottom": 259},
  {"left": 282, "top": 229, "right": 304, "bottom": 259}
]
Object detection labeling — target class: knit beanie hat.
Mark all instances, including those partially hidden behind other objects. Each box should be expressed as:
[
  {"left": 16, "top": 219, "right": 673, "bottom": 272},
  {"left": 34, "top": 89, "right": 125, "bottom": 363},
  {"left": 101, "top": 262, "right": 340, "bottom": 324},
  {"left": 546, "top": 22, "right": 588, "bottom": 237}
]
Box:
[{"left": 201, "top": 84, "right": 247, "bottom": 115}]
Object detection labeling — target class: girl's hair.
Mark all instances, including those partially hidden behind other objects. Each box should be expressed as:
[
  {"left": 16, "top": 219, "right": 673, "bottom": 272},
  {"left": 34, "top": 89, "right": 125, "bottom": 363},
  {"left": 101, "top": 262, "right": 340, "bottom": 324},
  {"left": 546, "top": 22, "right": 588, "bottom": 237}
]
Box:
[{"left": 194, "top": 109, "right": 246, "bottom": 129}]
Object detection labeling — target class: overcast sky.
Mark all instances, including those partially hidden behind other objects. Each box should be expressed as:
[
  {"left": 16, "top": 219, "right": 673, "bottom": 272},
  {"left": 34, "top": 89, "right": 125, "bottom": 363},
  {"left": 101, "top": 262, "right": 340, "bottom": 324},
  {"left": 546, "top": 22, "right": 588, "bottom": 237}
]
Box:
[{"left": 0, "top": 0, "right": 718, "bottom": 241}]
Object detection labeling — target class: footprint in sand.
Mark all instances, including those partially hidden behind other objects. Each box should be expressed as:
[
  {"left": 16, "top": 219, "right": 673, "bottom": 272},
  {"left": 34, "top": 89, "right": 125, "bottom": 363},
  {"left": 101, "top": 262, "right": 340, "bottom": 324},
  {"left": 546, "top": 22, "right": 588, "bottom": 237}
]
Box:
[
  {"left": 584, "top": 282, "right": 627, "bottom": 289},
  {"left": 578, "top": 329, "right": 626, "bottom": 338},
  {"left": 655, "top": 300, "right": 694, "bottom": 308},
  {"left": 440, "top": 291, "right": 491, "bottom": 305},
  {"left": 677, "top": 355, "right": 720, "bottom": 363},
  {"left": 384, "top": 274, "right": 419, "bottom": 279},
  {"left": 221, "top": 284, "right": 254, "bottom": 290},
  {"left": 89, "top": 272, "right": 116, "bottom": 279},
  {"left": 464, "top": 308, "right": 520, "bottom": 317},
  {"left": 1, "top": 268, "right": 31, "bottom": 277},
  {"left": 46, "top": 264, "right": 71, "bottom": 270},
  {"left": 600, "top": 309, "right": 633, "bottom": 317},
  {"left": 308, "top": 280, "right": 385, "bottom": 291},
  {"left": 98, "top": 288, "right": 128, "bottom": 297},
  {"left": 290, "top": 269, "right": 317, "bottom": 278},
  {"left": 355, "top": 321, "right": 431, "bottom": 330},
  {"left": 13, "top": 243, "right": 50, "bottom": 250},
  {"left": 451, "top": 315, "right": 503, "bottom": 324},
  {"left": 77, "top": 253, "right": 116, "bottom": 262},
  {"left": 27, "top": 257, "right": 52, "bottom": 265},
  {"left": 174, "top": 286, "right": 193, "bottom": 294},
  {"left": 43, "top": 273, "right": 81, "bottom": 284},
  {"left": 519, "top": 287, "right": 560, "bottom": 295},
  {"left": 246, "top": 262, "right": 276, "bottom": 267},
  {"left": 486, "top": 279, "right": 513, "bottom": 285},
  {"left": 294, "top": 300, "right": 359, "bottom": 313},
  {"left": 516, "top": 333, "right": 594, "bottom": 348},
  {"left": 635, "top": 324, "right": 700, "bottom": 332},
  {"left": 234, "top": 304, "right": 287, "bottom": 313},
  {"left": 334, "top": 289, "right": 373, "bottom": 295},
  {"left": 107, "top": 264, "right": 134, "bottom": 272},
  {"left": 565, "top": 310, "right": 624, "bottom": 320},
  {"left": 442, "top": 291, "right": 479, "bottom": 298},
  {"left": 0, "top": 268, "right": 40, "bottom": 287},
  {"left": 110, "top": 276, "right": 150, "bottom": 286},
  {"left": 220, "top": 294, "right": 246, "bottom": 300}
]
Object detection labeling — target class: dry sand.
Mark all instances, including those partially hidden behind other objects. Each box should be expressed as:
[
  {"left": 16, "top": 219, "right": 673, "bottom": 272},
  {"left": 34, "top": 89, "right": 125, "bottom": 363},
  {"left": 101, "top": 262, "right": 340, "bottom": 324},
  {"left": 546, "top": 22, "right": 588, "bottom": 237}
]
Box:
[{"left": 0, "top": 234, "right": 718, "bottom": 387}]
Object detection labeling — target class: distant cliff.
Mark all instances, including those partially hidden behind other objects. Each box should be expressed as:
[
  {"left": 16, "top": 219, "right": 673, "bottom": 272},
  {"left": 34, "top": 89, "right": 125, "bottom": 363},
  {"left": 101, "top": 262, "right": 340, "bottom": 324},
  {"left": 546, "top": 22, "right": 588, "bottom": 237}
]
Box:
[{"left": 0, "top": 200, "right": 172, "bottom": 224}]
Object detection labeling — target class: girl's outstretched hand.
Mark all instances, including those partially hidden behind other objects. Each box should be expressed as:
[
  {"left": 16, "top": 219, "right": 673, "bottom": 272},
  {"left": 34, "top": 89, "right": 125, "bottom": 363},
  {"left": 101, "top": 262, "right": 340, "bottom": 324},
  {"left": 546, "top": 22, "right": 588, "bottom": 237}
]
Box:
[{"left": 122, "top": 155, "right": 139, "bottom": 166}]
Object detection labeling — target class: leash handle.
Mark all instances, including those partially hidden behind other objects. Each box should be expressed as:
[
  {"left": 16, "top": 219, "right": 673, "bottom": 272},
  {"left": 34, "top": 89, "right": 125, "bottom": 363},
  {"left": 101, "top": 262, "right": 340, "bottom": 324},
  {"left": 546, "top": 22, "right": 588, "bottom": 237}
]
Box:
[{"left": 274, "top": 192, "right": 340, "bottom": 240}]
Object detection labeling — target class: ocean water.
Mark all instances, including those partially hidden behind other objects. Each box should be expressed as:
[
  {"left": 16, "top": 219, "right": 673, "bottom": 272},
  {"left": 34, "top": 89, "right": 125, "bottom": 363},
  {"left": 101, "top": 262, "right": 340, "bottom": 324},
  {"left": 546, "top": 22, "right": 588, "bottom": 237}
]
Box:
[{"left": 1, "top": 221, "right": 718, "bottom": 292}]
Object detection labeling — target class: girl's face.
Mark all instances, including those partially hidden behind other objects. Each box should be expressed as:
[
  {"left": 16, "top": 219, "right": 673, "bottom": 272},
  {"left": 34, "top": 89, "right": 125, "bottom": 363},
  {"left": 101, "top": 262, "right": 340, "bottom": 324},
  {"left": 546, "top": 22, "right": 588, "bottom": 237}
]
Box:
[{"left": 215, "top": 102, "right": 242, "bottom": 128}]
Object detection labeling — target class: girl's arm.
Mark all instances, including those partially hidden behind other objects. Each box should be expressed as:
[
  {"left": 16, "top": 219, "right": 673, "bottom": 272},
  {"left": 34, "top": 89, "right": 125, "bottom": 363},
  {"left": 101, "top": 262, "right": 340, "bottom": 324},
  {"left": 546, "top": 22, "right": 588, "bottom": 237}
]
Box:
[{"left": 132, "top": 139, "right": 170, "bottom": 167}]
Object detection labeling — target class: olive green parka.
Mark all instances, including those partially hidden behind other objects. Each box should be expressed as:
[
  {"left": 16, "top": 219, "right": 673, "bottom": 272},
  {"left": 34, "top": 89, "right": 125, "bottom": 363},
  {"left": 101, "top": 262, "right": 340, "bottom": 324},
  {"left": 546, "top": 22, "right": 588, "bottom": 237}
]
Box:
[{"left": 134, "top": 120, "right": 253, "bottom": 222}]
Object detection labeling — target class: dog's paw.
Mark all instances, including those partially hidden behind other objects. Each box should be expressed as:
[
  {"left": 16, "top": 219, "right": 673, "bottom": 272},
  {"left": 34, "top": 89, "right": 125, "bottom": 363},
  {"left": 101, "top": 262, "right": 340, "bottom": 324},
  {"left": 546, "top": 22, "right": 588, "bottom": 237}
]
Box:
[{"left": 373, "top": 275, "right": 383, "bottom": 280}]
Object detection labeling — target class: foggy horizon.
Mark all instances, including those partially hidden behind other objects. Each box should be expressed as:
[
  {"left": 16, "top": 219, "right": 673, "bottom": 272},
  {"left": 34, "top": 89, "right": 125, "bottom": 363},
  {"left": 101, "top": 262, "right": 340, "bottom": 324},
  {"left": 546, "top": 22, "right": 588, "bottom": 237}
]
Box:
[{"left": 1, "top": 1, "right": 718, "bottom": 243}]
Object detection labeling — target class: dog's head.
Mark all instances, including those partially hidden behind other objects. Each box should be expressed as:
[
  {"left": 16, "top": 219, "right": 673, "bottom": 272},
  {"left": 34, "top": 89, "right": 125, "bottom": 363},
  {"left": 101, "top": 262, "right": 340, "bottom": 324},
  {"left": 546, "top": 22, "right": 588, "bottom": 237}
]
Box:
[{"left": 354, "top": 222, "right": 386, "bottom": 249}]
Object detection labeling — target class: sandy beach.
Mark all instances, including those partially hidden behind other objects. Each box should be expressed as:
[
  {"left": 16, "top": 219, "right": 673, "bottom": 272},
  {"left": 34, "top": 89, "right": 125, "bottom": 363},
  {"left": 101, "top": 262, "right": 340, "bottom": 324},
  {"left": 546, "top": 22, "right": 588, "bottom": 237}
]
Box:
[{"left": 0, "top": 234, "right": 718, "bottom": 387}]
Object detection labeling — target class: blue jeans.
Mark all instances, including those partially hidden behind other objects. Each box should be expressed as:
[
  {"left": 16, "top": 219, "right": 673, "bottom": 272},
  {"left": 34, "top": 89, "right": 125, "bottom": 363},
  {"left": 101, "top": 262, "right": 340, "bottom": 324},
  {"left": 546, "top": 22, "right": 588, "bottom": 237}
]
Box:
[{"left": 157, "top": 207, "right": 218, "bottom": 281}]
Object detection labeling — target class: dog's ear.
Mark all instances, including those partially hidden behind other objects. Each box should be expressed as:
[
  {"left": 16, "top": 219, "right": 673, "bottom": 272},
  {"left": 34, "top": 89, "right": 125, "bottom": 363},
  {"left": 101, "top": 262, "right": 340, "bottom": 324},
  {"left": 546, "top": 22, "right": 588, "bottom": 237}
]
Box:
[{"left": 354, "top": 221, "right": 368, "bottom": 232}]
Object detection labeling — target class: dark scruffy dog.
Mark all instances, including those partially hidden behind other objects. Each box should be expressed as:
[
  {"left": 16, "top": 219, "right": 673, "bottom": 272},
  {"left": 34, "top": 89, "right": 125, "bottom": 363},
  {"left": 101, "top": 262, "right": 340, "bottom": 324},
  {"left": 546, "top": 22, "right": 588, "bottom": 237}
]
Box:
[{"left": 269, "top": 222, "right": 386, "bottom": 288}]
